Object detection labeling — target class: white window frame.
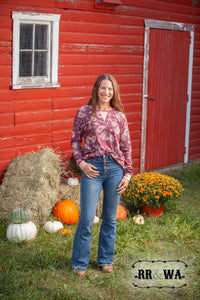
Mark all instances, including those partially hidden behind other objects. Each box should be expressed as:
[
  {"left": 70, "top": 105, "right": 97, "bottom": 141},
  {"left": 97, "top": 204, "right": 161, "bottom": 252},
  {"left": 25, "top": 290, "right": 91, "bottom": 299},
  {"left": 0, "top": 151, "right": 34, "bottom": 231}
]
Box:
[{"left": 12, "top": 11, "right": 60, "bottom": 89}]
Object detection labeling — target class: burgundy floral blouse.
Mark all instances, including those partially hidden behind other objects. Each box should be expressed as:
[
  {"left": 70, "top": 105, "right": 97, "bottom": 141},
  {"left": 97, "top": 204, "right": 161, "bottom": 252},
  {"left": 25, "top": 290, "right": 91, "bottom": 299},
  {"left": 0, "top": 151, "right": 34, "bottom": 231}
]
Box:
[{"left": 71, "top": 105, "right": 132, "bottom": 176}]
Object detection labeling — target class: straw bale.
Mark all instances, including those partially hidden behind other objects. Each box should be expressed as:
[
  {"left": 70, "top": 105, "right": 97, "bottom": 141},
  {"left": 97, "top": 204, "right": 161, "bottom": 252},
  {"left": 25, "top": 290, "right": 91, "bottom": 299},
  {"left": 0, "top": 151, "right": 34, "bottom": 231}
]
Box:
[
  {"left": 58, "top": 183, "right": 103, "bottom": 217},
  {"left": 0, "top": 148, "right": 62, "bottom": 226}
]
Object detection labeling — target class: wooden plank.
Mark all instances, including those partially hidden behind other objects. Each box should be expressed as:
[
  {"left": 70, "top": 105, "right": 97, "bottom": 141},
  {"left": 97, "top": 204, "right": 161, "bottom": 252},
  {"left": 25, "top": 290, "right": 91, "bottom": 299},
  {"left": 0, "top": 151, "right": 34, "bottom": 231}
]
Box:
[
  {"left": 9, "top": 0, "right": 55, "bottom": 7},
  {"left": 191, "top": 99, "right": 200, "bottom": 107},
  {"left": 14, "top": 89, "right": 54, "bottom": 101},
  {"left": 0, "top": 125, "right": 14, "bottom": 137},
  {"left": 124, "top": 103, "right": 142, "bottom": 112},
  {"left": 0, "top": 28, "right": 11, "bottom": 42},
  {"left": 14, "top": 99, "right": 52, "bottom": 112},
  {"left": 54, "top": 86, "right": 91, "bottom": 98},
  {"left": 0, "top": 17, "right": 11, "bottom": 31},
  {"left": 58, "top": 75, "right": 93, "bottom": 87},
  {"left": 189, "top": 138, "right": 200, "bottom": 148},
  {"left": 60, "top": 20, "right": 119, "bottom": 35},
  {"left": 0, "top": 54, "right": 11, "bottom": 66},
  {"left": 60, "top": 54, "right": 117, "bottom": 65},
  {"left": 55, "top": 0, "right": 93, "bottom": 10},
  {"left": 14, "top": 121, "right": 52, "bottom": 135},
  {"left": 0, "top": 77, "right": 11, "bottom": 88},
  {"left": 0, "top": 136, "right": 14, "bottom": 149},
  {"left": 119, "top": 25, "right": 143, "bottom": 36},
  {"left": 60, "top": 32, "right": 120, "bottom": 45},
  {"left": 124, "top": 0, "right": 200, "bottom": 15},
  {"left": 0, "top": 113, "right": 14, "bottom": 125},
  {"left": 54, "top": 97, "right": 87, "bottom": 110},
  {"left": 0, "top": 102, "right": 14, "bottom": 113},
  {"left": 15, "top": 110, "right": 53, "bottom": 124},
  {"left": 60, "top": 43, "right": 118, "bottom": 54},
  {"left": 53, "top": 108, "right": 77, "bottom": 120},
  {"left": 53, "top": 140, "right": 72, "bottom": 152},
  {"left": 15, "top": 133, "right": 52, "bottom": 146},
  {"left": 118, "top": 4, "right": 200, "bottom": 24},
  {"left": 53, "top": 130, "right": 72, "bottom": 142},
  {"left": 0, "top": 66, "right": 11, "bottom": 77},
  {"left": 52, "top": 120, "right": 75, "bottom": 131}
]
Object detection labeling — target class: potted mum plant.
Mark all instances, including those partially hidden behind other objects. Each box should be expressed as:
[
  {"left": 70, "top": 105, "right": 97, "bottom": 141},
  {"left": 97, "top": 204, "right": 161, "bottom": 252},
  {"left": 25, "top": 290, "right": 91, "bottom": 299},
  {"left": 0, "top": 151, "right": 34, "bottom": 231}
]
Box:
[{"left": 122, "top": 172, "right": 183, "bottom": 217}]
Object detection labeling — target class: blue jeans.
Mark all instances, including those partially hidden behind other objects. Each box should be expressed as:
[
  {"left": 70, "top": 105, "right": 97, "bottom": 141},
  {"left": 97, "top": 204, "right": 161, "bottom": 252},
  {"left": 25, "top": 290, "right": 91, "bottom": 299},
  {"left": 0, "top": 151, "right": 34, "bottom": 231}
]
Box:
[{"left": 72, "top": 154, "right": 124, "bottom": 271}]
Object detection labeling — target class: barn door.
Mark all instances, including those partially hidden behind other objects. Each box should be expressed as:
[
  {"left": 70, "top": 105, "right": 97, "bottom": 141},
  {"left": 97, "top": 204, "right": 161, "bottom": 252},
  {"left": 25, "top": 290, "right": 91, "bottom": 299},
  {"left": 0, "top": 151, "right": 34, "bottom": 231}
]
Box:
[{"left": 140, "top": 20, "right": 194, "bottom": 173}]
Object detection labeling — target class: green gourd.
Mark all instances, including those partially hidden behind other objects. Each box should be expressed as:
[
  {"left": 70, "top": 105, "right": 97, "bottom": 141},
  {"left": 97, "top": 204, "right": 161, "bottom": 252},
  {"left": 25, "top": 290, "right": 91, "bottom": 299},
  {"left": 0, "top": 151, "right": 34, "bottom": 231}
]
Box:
[{"left": 10, "top": 208, "right": 33, "bottom": 224}]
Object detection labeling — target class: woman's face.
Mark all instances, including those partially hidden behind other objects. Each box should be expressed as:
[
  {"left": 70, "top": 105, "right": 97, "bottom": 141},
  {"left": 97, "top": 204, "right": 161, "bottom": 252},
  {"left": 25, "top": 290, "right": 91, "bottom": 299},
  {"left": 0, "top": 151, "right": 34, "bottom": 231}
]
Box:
[{"left": 97, "top": 79, "right": 114, "bottom": 105}]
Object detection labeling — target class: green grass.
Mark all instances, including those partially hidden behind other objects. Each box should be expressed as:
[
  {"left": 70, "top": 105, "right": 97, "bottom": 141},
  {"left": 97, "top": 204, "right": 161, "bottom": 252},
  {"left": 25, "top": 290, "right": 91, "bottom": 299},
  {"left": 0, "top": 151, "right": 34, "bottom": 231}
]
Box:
[{"left": 0, "top": 163, "right": 200, "bottom": 300}]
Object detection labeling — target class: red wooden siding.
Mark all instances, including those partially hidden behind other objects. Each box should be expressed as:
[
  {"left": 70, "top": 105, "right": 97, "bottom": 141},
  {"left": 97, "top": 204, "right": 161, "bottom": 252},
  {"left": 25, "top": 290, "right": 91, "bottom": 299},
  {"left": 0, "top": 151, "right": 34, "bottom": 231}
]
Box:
[{"left": 0, "top": 0, "right": 199, "bottom": 180}]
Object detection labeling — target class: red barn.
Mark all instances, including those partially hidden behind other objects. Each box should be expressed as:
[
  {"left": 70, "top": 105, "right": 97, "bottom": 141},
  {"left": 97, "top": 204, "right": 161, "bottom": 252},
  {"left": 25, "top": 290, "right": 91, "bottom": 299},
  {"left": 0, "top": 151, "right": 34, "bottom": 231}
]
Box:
[{"left": 0, "top": 0, "right": 200, "bottom": 179}]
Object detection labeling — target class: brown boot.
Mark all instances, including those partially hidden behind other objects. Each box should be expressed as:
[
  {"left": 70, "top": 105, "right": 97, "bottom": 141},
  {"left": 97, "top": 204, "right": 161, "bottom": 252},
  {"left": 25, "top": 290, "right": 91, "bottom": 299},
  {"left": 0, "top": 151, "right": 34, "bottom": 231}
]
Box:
[
  {"left": 75, "top": 270, "right": 86, "bottom": 276},
  {"left": 99, "top": 265, "right": 113, "bottom": 273}
]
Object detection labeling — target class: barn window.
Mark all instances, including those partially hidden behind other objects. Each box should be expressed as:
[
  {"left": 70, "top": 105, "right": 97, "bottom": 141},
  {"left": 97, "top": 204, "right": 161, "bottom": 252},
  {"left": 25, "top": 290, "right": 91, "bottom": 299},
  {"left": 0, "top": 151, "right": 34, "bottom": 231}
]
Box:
[{"left": 12, "top": 12, "right": 60, "bottom": 89}]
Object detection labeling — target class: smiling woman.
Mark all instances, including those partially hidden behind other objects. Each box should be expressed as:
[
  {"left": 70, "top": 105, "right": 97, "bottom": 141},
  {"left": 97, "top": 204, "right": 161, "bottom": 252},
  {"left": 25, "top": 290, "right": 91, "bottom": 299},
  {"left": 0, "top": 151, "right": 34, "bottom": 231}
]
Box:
[{"left": 70, "top": 74, "right": 132, "bottom": 276}]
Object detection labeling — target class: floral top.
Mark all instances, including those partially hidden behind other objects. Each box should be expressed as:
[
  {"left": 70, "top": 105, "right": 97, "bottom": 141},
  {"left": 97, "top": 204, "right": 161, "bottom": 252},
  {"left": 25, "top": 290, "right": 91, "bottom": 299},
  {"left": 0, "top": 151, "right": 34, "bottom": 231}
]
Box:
[{"left": 71, "top": 105, "right": 132, "bottom": 176}]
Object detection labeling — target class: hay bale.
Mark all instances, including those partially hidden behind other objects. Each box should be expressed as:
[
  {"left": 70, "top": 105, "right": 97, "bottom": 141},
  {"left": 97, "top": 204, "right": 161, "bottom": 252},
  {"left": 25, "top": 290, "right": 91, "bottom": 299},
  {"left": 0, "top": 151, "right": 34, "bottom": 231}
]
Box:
[
  {"left": 0, "top": 148, "right": 62, "bottom": 226},
  {"left": 58, "top": 183, "right": 103, "bottom": 217}
]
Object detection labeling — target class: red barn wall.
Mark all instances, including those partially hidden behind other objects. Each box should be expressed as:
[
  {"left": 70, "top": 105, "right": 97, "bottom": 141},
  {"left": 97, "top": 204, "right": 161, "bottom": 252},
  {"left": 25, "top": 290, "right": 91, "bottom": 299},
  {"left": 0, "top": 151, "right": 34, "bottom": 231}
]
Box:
[{"left": 0, "top": 0, "right": 199, "bottom": 179}]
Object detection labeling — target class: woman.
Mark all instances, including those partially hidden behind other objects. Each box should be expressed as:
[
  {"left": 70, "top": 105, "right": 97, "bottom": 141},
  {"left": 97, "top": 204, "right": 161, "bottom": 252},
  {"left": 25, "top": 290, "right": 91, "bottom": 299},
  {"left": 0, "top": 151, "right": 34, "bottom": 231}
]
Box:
[{"left": 71, "top": 74, "right": 132, "bottom": 276}]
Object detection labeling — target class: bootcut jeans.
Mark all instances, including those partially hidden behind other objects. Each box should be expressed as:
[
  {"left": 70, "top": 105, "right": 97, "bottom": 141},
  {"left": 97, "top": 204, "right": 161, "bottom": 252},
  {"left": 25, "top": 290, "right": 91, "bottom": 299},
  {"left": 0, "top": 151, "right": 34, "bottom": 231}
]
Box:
[{"left": 72, "top": 154, "right": 124, "bottom": 271}]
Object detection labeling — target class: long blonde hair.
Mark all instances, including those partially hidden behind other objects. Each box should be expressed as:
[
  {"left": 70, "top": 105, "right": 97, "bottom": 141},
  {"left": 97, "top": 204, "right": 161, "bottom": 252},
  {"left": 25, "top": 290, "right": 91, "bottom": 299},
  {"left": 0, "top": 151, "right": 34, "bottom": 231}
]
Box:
[{"left": 88, "top": 74, "right": 124, "bottom": 115}]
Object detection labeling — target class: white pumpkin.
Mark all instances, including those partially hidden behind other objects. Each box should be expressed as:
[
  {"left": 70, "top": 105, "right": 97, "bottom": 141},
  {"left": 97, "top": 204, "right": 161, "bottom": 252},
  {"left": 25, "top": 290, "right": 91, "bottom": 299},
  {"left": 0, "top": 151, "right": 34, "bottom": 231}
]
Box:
[
  {"left": 93, "top": 216, "right": 99, "bottom": 224},
  {"left": 6, "top": 221, "right": 37, "bottom": 243},
  {"left": 133, "top": 215, "right": 145, "bottom": 225},
  {"left": 44, "top": 220, "right": 63, "bottom": 233},
  {"left": 67, "top": 177, "right": 79, "bottom": 186}
]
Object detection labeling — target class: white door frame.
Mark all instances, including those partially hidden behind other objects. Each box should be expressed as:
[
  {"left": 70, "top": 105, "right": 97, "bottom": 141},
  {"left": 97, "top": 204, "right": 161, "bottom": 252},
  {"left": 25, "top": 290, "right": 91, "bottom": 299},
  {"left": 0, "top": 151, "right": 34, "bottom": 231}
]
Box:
[{"left": 140, "top": 19, "right": 195, "bottom": 173}]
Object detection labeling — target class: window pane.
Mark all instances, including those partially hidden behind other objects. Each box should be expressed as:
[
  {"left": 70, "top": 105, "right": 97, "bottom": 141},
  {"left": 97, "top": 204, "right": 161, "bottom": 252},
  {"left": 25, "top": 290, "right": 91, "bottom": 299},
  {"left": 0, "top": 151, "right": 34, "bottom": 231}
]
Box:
[
  {"left": 35, "top": 25, "right": 48, "bottom": 49},
  {"left": 19, "top": 51, "right": 32, "bottom": 76},
  {"left": 20, "top": 24, "right": 33, "bottom": 49},
  {"left": 34, "top": 52, "right": 47, "bottom": 76}
]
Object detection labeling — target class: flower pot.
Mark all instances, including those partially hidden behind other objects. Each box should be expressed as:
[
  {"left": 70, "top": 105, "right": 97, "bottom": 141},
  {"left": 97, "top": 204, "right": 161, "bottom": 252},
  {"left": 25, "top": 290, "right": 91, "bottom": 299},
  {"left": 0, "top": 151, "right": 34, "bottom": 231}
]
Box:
[{"left": 142, "top": 204, "right": 164, "bottom": 217}]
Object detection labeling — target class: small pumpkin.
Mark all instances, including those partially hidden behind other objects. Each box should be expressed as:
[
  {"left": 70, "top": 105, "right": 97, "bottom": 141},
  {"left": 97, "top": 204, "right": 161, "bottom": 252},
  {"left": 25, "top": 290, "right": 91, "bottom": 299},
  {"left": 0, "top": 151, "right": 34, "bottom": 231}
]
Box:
[
  {"left": 44, "top": 221, "right": 63, "bottom": 233},
  {"left": 133, "top": 214, "right": 145, "bottom": 225},
  {"left": 53, "top": 199, "right": 79, "bottom": 225},
  {"left": 67, "top": 177, "right": 79, "bottom": 186},
  {"left": 6, "top": 221, "right": 37, "bottom": 243},
  {"left": 116, "top": 205, "right": 127, "bottom": 221},
  {"left": 10, "top": 208, "right": 32, "bottom": 224}
]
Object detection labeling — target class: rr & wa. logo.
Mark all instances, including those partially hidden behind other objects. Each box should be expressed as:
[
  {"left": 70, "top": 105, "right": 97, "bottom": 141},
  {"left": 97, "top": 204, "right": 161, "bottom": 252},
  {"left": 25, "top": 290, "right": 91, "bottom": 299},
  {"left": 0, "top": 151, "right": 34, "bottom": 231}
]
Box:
[{"left": 132, "top": 260, "right": 188, "bottom": 289}]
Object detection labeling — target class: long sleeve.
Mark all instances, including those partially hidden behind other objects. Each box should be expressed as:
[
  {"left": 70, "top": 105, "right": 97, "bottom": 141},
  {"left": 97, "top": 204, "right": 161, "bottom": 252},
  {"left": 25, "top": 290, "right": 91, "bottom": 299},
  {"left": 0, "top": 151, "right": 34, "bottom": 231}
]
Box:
[
  {"left": 119, "top": 115, "right": 132, "bottom": 176},
  {"left": 71, "top": 108, "right": 85, "bottom": 167}
]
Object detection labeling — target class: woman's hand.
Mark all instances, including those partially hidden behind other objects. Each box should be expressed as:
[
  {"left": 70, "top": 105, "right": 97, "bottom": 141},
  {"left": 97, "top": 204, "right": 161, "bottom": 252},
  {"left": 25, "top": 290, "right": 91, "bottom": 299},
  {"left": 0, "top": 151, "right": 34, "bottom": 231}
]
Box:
[
  {"left": 117, "top": 177, "right": 130, "bottom": 194},
  {"left": 82, "top": 163, "right": 100, "bottom": 179}
]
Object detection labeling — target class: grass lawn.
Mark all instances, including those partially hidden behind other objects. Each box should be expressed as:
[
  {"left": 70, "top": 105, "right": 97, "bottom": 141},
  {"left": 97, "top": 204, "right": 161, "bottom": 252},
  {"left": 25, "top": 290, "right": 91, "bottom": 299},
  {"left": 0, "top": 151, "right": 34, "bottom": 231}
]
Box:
[{"left": 0, "top": 163, "right": 199, "bottom": 300}]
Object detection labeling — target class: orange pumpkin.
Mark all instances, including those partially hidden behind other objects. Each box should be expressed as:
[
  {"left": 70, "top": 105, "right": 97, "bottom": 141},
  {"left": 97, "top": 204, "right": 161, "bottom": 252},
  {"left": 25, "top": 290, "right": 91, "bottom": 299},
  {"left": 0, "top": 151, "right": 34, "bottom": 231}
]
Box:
[
  {"left": 116, "top": 205, "right": 127, "bottom": 221},
  {"left": 53, "top": 200, "right": 79, "bottom": 225}
]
